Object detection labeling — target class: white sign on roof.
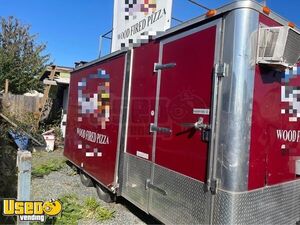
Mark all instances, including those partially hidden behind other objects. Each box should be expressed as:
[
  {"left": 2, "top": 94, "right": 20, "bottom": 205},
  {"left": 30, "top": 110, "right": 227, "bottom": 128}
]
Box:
[{"left": 112, "top": 0, "right": 173, "bottom": 52}]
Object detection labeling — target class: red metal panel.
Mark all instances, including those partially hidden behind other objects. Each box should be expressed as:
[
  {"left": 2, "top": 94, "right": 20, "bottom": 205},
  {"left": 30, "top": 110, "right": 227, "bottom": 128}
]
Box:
[
  {"left": 248, "top": 14, "right": 300, "bottom": 190},
  {"left": 155, "top": 26, "right": 216, "bottom": 182},
  {"left": 64, "top": 54, "right": 126, "bottom": 186},
  {"left": 248, "top": 14, "right": 281, "bottom": 190},
  {"left": 126, "top": 42, "right": 159, "bottom": 160},
  {"left": 259, "top": 14, "right": 281, "bottom": 27},
  {"left": 250, "top": 64, "right": 300, "bottom": 189}
]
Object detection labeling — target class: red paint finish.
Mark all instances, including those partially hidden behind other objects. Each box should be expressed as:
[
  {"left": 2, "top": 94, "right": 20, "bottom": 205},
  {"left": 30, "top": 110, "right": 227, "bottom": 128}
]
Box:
[
  {"left": 259, "top": 14, "right": 281, "bottom": 27},
  {"left": 248, "top": 14, "right": 300, "bottom": 190},
  {"left": 64, "top": 54, "right": 126, "bottom": 186},
  {"left": 126, "top": 42, "right": 159, "bottom": 160},
  {"left": 248, "top": 14, "right": 282, "bottom": 190},
  {"left": 155, "top": 26, "right": 216, "bottom": 182},
  {"left": 249, "top": 65, "right": 300, "bottom": 189}
]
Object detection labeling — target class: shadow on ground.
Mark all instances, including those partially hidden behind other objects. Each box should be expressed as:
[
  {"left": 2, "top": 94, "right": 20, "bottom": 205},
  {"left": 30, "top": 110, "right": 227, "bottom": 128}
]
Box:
[{"left": 117, "top": 197, "right": 162, "bottom": 225}]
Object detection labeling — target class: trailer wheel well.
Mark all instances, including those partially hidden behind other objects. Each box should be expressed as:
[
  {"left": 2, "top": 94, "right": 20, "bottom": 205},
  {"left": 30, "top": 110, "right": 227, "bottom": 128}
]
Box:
[
  {"left": 80, "top": 170, "right": 94, "bottom": 187},
  {"left": 95, "top": 182, "right": 115, "bottom": 203}
]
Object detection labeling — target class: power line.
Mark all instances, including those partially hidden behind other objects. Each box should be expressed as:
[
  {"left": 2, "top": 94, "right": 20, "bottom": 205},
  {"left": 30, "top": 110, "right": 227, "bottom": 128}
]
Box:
[
  {"left": 187, "top": 0, "right": 210, "bottom": 11},
  {"left": 172, "top": 17, "right": 184, "bottom": 23}
]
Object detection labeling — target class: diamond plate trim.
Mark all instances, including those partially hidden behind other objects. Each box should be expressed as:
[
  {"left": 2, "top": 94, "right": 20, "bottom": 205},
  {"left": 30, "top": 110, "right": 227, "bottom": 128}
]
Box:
[
  {"left": 213, "top": 180, "right": 300, "bottom": 224},
  {"left": 121, "top": 154, "right": 300, "bottom": 224},
  {"left": 121, "top": 153, "right": 151, "bottom": 211},
  {"left": 149, "top": 164, "right": 210, "bottom": 224}
]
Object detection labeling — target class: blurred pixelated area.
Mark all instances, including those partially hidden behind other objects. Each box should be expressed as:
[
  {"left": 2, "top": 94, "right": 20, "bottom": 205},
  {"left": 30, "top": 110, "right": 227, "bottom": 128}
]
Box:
[
  {"left": 77, "top": 69, "right": 110, "bottom": 129},
  {"left": 281, "top": 66, "right": 300, "bottom": 122},
  {"left": 125, "top": 0, "right": 157, "bottom": 20},
  {"left": 78, "top": 141, "right": 103, "bottom": 157},
  {"left": 120, "top": 30, "right": 159, "bottom": 49}
]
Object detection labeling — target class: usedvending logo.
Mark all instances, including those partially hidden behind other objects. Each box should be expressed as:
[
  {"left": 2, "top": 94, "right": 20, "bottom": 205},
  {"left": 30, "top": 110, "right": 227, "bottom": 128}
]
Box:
[{"left": 2, "top": 199, "right": 62, "bottom": 222}]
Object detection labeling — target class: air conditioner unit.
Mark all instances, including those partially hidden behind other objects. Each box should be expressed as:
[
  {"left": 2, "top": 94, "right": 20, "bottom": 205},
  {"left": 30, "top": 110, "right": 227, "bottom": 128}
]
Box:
[{"left": 257, "top": 26, "right": 300, "bottom": 68}]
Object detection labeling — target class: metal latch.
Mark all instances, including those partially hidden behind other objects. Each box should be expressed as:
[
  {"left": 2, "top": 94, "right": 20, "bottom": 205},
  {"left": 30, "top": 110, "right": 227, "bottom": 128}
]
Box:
[
  {"left": 215, "top": 63, "right": 229, "bottom": 77},
  {"left": 180, "top": 117, "right": 211, "bottom": 142},
  {"left": 150, "top": 123, "right": 172, "bottom": 134},
  {"left": 202, "top": 129, "right": 210, "bottom": 142},
  {"left": 180, "top": 117, "right": 210, "bottom": 130},
  {"left": 154, "top": 63, "right": 176, "bottom": 72},
  {"left": 210, "top": 179, "right": 219, "bottom": 195},
  {"left": 194, "top": 117, "right": 210, "bottom": 130},
  {"left": 146, "top": 179, "right": 167, "bottom": 196},
  {"left": 205, "top": 178, "right": 219, "bottom": 195}
]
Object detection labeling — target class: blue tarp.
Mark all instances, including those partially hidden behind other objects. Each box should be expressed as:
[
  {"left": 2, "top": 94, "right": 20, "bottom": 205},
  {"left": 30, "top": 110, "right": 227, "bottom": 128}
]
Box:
[{"left": 8, "top": 130, "right": 30, "bottom": 150}]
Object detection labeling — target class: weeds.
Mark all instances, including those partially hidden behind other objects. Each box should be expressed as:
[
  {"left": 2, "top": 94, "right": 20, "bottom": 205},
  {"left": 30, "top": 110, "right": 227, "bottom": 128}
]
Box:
[
  {"left": 43, "top": 195, "right": 114, "bottom": 224},
  {"left": 54, "top": 194, "right": 83, "bottom": 224},
  {"left": 31, "top": 159, "right": 66, "bottom": 178},
  {"left": 83, "top": 197, "right": 115, "bottom": 221}
]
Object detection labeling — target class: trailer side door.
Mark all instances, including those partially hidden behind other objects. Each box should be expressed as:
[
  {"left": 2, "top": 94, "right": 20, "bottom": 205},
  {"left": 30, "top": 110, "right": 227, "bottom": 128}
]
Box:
[{"left": 148, "top": 22, "right": 221, "bottom": 224}]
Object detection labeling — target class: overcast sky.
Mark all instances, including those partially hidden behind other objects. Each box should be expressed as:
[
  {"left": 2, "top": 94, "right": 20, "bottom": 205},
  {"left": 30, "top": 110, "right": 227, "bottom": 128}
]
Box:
[{"left": 0, "top": 0, "right": 299, "bottom": 67}]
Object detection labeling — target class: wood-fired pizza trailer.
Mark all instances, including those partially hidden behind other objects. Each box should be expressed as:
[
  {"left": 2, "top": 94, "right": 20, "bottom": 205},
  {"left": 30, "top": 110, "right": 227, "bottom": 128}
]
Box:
[{"left": 64, "top": 1, "right": 300, "bottom": 224}]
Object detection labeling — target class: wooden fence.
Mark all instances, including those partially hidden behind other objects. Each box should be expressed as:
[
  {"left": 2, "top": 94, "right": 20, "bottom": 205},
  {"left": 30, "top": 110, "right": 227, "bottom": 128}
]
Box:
[{"left": 1, "top": 93, "right": 42, "bottom": 117}]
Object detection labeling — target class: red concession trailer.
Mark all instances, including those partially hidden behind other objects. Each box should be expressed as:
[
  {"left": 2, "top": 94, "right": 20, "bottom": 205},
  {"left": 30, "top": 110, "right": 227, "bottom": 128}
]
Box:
[{"left": 64, "top": 1, "right": 300, "bottom": 224}]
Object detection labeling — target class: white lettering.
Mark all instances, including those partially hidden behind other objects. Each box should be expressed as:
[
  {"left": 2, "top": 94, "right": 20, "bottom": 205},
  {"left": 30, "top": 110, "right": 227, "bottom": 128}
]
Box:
[
  {"left": 276, "top": 129, "right": 300, "bottom": 143},
  {"left": 276, "top": 129, "right": 283, "bottom": 139},
  {"left": 77, "top": 128, "right": 109, "bottom": 145},
  {"left": 19, "top": 215, "right": 45, "bottom": 222},
  {"left": 117, "top": 8, "right": 167, "bottom": 41}
]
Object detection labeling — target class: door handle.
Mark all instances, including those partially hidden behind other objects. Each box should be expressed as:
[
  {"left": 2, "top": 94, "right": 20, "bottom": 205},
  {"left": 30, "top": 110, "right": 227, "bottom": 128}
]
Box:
[
  {"left": 180, "top": 117, "right": 211, "bottom": 142},
  {"left": 154, "top": 63, "right": 176, "bottom": 72},
  {"left": 180, "top": 117, "right": 211, "bottom": 130},
  {"left": 150, "top": 123, "right": 172, "bottom": 134},
  {"left": 145, "top": 179, "right": 167, "bottom": 196}
]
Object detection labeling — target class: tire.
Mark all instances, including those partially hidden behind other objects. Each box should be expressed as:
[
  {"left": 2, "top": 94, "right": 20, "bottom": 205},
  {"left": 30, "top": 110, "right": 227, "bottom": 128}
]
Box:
[
  {"left": 95, "top": 183, "right": 115, "bottom": 203},
  {"left": 80, "top": 171, "right": 94, "bottom": 187}
]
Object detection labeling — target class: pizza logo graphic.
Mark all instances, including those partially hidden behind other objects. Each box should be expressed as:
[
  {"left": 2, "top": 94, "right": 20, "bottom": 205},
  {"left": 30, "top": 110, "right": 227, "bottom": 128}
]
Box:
[
  {"left": 281, "top": 66, "right": 300, "bottom": 122},
  {"left": 77, "top": 69, "right": 110, "bottom": 129},
  {"left": 125, "top": 0, "right": 157, "bottom": 20}
]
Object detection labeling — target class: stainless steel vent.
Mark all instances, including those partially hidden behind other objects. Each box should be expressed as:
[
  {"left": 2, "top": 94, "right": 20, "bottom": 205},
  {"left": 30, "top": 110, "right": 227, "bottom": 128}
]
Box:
[{"left": 257, "top": 26, "right": 300, "bottom": 68}]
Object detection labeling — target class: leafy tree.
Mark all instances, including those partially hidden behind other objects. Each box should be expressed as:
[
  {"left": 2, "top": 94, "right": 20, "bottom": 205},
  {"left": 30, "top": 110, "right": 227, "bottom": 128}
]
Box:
[{"left": 0, "top": 16, "right": 49, "bottom": 94}]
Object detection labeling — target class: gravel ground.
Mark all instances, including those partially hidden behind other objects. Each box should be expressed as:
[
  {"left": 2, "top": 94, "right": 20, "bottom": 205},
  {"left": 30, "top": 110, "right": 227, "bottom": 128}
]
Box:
[{"left": 31, "top": 150, "right": 159, "bottom": 225}]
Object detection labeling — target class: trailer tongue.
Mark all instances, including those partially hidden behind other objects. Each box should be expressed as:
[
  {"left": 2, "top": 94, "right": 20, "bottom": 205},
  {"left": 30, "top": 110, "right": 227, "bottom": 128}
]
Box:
[{"left": 64, "top": 1, "right": 300, "bottom": 224}]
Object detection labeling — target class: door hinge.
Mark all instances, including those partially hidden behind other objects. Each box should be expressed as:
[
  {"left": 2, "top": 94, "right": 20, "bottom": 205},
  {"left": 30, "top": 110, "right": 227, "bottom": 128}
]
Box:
[
  {"left": 215, "top": 63, "right": 229, "bottom": 78},
  {"left": 154, "top": 63, "right": 176, "bottom": 72}
]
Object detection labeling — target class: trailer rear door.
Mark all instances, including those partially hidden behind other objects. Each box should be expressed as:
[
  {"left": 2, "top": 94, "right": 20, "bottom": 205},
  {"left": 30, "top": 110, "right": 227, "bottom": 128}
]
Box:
[
  {"left": 148, "top": 21, "right": 221, "bottom": 224},
  {"left": 122, "top": 20, "right": 222, "bottom": 224}
]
